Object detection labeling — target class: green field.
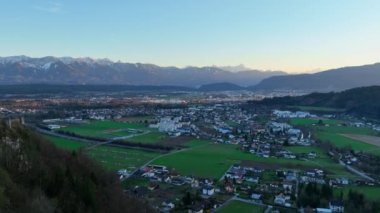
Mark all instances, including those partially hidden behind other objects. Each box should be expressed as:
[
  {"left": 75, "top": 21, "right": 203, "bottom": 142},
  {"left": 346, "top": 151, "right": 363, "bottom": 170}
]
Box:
[
  {"left": 286, "top": 145, "right": 357, "bottom": 178},
  {"left": 218, "top": 201, "right": 264, "bottom": 213},
  {"left": 128, "top": 131, "right": 167, "bottom": 144},
  {"left": 286, "top": 145, "right": 326, "bottom": 155},
  {"left": 334, "top": 186, "right": 380, "bottom": 202},
  {"left": 226, "top": 120, "right": 239, "bottom": 127},
  {"left": 87, "top": 145, "right": 160, "bottom": 171},
  {"left": 61, "top": 120, "right": 146, "bottom": 139},
  {"left": 291, "top": 118, "right": 379, "bottom": 154},
  {"left": 152, "top": 143, "right": 351, "bottom": 179},
  {"left": 291, "top": 106, "right": 345, "bottom": 113},
  {"left": 290, "top": 118, "right": 342, "bottom": 126},
  {"left": 45, "top": 135, "right": 86, "bottom": 150},
  {"left": 315, "top": 125, "right": 379, "bottom": 154},
  {"left": 45, "top": 135, "right": 160, "bottom": 171},
  {"left": 184, "top": 139, "right": 211, "bottom": 148},
  {"left": 316, "top": 132, "right": 377, "bottom": 151}
]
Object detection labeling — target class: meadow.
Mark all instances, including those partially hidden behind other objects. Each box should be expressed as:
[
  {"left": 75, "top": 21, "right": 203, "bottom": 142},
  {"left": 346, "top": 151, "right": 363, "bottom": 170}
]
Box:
[
  {"left": 291, "top": 106, "right": 345, "bottom": 113},
  {"left": 128, "top": 131, "right": 168, "bottom": 144},
  {"left": 290, "top": 118, "right": 341, "bottom": 126},
  {"left": 45, "top": 135, "right": 86, "bottom": 150},
  {"left": 86, "top": 145, "right": 160, "bottom": 171},
  {"left": 45, "top": 135, "right": 160, "bottom": 171},
  {"left": 61, "top": 120, "right": 146, "bottom": 139},
  {"left": 316, "top": 132, "right": 377, "bottom": 151},
  {"left": 291, "top": 118, "right": 380, "bottom": 155},
  {"left": 218, "top": 201, "right": 264, "bottom": 213},
  {"left": 334, "top": 186, "right": 380, "bottom": 202},
  {"left": 152, "top": 143, "right": 351, "bottom": 179},
  {"left": 285, "top": 145, "right": 356, "bottom": 178},
  {"left": 316, "top": 125, "right": 379, "bottom": 155}
]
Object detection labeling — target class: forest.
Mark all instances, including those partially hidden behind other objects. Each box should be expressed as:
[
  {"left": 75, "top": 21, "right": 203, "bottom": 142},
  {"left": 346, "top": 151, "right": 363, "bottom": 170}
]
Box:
[{"left": 0, "top": 121, "right": 153, "bottom": 213}]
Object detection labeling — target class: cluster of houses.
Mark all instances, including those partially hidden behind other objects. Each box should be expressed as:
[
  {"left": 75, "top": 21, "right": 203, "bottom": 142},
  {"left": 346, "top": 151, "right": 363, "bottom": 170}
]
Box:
[
  {"left": 149, "top": 116, "right": 194, "bottom": 137},
  {"left": 237, "top": 121, "right": 316, "bottom": 161},
  {"left": 221, "top": 165, "right": 300, "bottom": 208},
  {"left": 267, "top": 122, "right": 313, "bottom": 146},
  {"left": 42, "top": 117, "right": 84, "bottom": 129},
  {"left": 273, "top": 110, "right": 316, "bottom": 118},
  {"left": 140, "top": 164, "right": 217, "bottom": 194},
  {"left": 222, "top": 165, "right": 352, "bottom": 212}
]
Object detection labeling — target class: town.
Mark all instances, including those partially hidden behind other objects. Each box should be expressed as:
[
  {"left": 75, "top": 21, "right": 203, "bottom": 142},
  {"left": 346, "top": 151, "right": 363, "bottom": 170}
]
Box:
[{"left": 2, "top": 91, "right": 380, "bottom": 213}]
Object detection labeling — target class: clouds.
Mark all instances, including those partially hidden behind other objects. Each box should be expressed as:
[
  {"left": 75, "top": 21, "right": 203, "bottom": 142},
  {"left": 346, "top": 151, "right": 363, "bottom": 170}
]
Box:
[{"left": 34, "top": 2, "right": 63, "bottom": 14}]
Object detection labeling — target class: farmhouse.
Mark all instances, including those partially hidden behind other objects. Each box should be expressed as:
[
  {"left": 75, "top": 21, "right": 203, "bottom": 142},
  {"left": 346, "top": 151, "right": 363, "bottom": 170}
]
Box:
[
  {"left": 251, "top": 193, "right": 263, "bottom": 201},
  {"left": 202, "top": 186, "right": 215, "bottom": 196},
  {"left": 274, "top": 193, "right": 291, "bottom": 206},
  {"left": 329, "top": 200, "right": 344, "bottom": 212}
]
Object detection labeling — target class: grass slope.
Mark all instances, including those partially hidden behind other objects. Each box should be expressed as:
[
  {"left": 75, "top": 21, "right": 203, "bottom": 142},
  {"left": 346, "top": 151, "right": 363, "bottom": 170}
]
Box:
[
  {"left": 153, "top": 143, "right": 351, "bottom": 179},
  {"left": 45, "top": 135, "right": 86, "bottom": 150},
  {"left": 334, "top": 186, "right": 380, "bottom": 202},
  {"left": 87, "top": 145, "right": 160, "bottom": 171},
  {"left": 218, "top": 201, "right": 264, "bottom": 213},
  {"left": 128, "top": 132, "right": 167, "bottom": 144},
  {"left": 61, "top": 120, "right": 146, "bottom": 139}
]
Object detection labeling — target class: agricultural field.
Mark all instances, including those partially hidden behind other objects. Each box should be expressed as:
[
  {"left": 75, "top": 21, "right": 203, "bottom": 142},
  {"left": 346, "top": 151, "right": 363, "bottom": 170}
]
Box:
[
  {"left": 291, "top": 106, "right": 345, "bottom": 113},
  {"left": 45, "top": 135, "right": 161, "bottom": 171},
  {"left": 86, "top": 145, "right": 160, "bottom": 171},
  {"left": 152, "top": 143, "right": 351, "bottom": 179},
  {"left": 316, "top": 132, "right": 377, "bottom": 152},
  {"left": 225, "top": 120, "right": 239, "bottom": 127},
  {"left": 316, "top": 125, "right": 379, "bottom": 155},
  {"left": 291, "top": 118, "right": 380, "bottom": 155},
  {"left": 218, "top": 200, "right": 264, "bottom": 213},
  {"left": 128, "top": 131, "right": 167, "bottom": 144},
  {"left": 285, "top": 145, "right": 356, "bottom": 178},
  {"left": 290, "top": 118, "right": 342, "bottom": 126},
  {"left": 334, "top": 186, "right": 380, "bottom": 202},
  {"left": 116, "top": 115, "right": 154, "bottom": 122},
  {"left": 184, "top": 139, "right": 211, "bottom": 148},
  {"left": 60, "top": 120, "right": 147, "bottom": 139},
  {"left": 342, "top": 134, "right": 380, "bottom": 147},
  {"left": 45, "top": 135, "right": 86, "bottom": 150}
]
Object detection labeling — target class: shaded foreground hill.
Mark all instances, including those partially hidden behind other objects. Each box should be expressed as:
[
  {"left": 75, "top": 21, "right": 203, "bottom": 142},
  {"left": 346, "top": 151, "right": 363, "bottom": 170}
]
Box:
[{"left": 0, "top": 121, "right": 153, "bottom": 213}]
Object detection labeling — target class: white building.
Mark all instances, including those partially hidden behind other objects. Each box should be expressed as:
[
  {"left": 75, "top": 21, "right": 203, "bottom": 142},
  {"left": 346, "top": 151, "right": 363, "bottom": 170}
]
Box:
[{"left": 202, "top": 186, "right": 215, "bottom": 196}]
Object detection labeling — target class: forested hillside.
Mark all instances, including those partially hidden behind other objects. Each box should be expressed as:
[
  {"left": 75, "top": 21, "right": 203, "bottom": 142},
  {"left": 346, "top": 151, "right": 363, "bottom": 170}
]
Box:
[
  {"left": 0, "top": 121, "right": 152, "bottom": 213},
  {"left": 252, "top": 86, "right": 380, "bottom": 119}
]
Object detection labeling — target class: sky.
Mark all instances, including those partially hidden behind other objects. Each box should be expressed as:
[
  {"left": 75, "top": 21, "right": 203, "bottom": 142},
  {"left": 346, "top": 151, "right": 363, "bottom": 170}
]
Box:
[{"left": 1, "top": 0, "right": 380, "bottom": 73}]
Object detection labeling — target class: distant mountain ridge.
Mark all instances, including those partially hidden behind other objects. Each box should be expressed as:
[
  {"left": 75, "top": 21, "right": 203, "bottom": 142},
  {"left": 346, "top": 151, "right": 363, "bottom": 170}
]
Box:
[
  {"left": 198, "top": 82, "right": 244, "bottom": 91},
  {"left": 0, "top": 56, "right": 286, "bottom": 87},
  {"left": 251, "top": 63, "right": 380, "bottom": 92}
]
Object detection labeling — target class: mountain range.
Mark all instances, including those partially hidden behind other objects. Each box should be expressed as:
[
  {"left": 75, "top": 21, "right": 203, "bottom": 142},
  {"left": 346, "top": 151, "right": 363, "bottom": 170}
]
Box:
[
  {"left": 251, "top": 63, "right": 380, "bottom": 92},
  {"left": 1, "top": 56, "right": 380, "bottom": 92},
  {"left": 0, "top": 56, "right": 285, "bottom": 87}
]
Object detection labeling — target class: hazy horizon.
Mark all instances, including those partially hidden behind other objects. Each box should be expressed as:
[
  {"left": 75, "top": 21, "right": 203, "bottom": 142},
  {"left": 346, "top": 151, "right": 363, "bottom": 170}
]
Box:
[
  {"left": 1, "top": 0, "right": 380, "bottom": 73},
  {"left": 3, "top": 54, "right": 380, "bottom": 74}
]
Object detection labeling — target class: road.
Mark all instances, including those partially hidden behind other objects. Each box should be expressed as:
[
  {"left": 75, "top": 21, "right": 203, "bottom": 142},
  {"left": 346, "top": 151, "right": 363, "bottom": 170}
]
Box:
[{"left": 339, "top": 159, "right": 375, "bottom": 182}]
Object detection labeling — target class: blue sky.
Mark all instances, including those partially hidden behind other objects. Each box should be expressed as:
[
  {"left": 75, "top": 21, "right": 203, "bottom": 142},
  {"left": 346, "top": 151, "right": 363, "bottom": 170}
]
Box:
[{"left": 1, "top": 0, "right": 380, "bottom": 72}]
